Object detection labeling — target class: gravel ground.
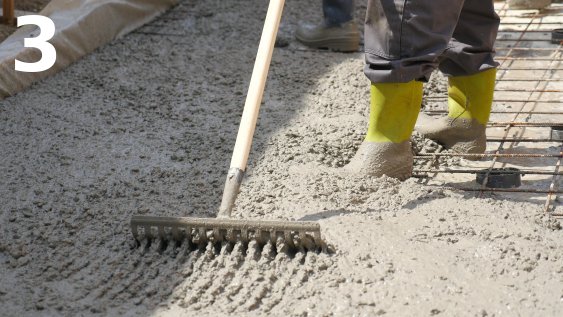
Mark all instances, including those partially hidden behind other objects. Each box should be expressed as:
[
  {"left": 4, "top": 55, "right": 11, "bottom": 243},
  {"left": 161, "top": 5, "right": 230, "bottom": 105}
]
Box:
[{"left": 1, "top": 1, "right": 562, "bottom": 316}]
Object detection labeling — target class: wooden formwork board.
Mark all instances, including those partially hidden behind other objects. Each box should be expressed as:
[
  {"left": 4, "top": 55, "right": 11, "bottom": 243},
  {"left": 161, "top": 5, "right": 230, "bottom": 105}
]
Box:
[{"left": 2, "top": 0, "right": 15, "bottom": 26}]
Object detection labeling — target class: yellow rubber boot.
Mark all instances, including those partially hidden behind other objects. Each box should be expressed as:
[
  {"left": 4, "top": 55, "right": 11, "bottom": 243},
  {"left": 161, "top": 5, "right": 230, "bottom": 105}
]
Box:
[
  {"left": 345, "top": 81, "right": 423, "bottom": 180},
  {"left": 448, "top": 68, "right": 496, "bottom": 125},
  {"left": 416, "top": 68, "right": 496, "bottom": 156}
]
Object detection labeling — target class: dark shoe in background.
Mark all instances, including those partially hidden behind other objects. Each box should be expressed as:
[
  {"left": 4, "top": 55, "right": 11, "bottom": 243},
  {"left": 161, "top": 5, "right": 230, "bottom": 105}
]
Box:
[{"left": 296, "top": 21, "right": 360, "bottom": 52}]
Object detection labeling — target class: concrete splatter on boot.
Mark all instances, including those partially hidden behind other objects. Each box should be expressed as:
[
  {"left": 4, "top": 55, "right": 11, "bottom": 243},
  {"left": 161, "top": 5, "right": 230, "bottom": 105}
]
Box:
[
  {"left": 344, "top": 141, "right": 413, "bottom": 181},
  {"left": 416, "top": 68, "right": 496, "bottom": 159},
  {"left": 343, "top": 81, "right": 423, "bottom": 180},
  {"left": 415, "top": 114, "right": 486, "bottom": 156}
]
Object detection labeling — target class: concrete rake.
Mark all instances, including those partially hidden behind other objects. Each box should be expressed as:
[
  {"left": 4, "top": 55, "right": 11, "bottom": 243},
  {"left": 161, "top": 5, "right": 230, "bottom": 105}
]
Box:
[{"left": 130, "top": 0, "right": 324, "bottom": 252}]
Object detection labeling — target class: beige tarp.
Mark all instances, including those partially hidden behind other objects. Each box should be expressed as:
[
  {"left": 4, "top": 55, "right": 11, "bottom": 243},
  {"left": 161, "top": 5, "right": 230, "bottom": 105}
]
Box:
[{"left": 0, "top": 0, "right": 178, "bottom": 99}]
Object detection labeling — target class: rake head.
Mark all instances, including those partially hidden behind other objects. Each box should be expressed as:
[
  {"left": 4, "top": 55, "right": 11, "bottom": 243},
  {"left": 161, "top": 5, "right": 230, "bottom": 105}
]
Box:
[{"left": 131, "top": 215, "right": 325, "bottom": 252}]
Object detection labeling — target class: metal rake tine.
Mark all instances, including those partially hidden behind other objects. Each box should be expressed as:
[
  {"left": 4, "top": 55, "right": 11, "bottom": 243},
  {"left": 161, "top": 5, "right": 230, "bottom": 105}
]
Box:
[
  {"left": 143, "top": 225, "right": 151, "bottom": 239},
  {"left": 171, "top": 226, "right": 181, "bottom": 240},
  {"left": 269, "top": 229, "right": 277, "bottom": 245},
  {"left": 213, "top": 228, "right": 223, "bottom": 242},
  {"left": 240, "top": 229, "right": 248, "bottom": 243},
  {"left": 284, "top": 230, "right": 295, "bottom": 249},
  {"left": 299, "top": 231, "right": 315, "bottom": 251},
  {"left": 138, "top": 237, "right": 150, "bottom": 255},
  {"left": 131, "top": 223, "right": 139, "bottom": 241},
  {"left": 226, "top": 228, "right": 236, "bottom": 243},
  {"left": 185, "top": 227, "right": 193, "bottom": 243},
  {"left": 257, "top": 230, "right": 269, "bottom": 245},
  {"left": 150, "top": 238, "right": 163, "bottom": 252},
  {"left": 313, "top": 231, "right": 323, "bottom": 248},
  {"left": 198, "top": 227, "right": 207, "bottom": 244},
  {"left": 157, "top": 225, "right": 166, "bottom": 239}
]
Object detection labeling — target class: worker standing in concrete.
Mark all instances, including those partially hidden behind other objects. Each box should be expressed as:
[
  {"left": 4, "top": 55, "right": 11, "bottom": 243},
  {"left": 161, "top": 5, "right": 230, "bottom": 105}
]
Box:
[
  {"left": 295, "top": 0, "right": 360, "bottom": 52},
  {"left": 345, "top": 0, "right": 500, "bottom": 180}
]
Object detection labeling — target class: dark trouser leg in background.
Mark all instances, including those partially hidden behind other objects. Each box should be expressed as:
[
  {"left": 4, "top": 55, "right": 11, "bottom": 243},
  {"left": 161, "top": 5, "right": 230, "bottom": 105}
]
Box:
[
  {"left": 295, "top": 0, "right": 360, "bottom": 52},
  {"left": 323, "top": 0, "right": 354, "bottom": 26}
]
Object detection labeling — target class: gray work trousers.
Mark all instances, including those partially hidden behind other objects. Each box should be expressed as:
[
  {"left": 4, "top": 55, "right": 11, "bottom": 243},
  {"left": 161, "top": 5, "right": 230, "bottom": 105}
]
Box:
[
  {"left": 323, "top": 0, "right": 354, "bottom": 26},
  {"left": 364, "top": 0, "right": 500, "bottom": 83}
]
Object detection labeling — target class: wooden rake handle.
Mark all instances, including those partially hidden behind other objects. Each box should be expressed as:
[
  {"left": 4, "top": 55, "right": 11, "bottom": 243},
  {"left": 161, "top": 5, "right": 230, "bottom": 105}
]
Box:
[{"left": 229, "top": 0, "right": 285, "bottom": 171}]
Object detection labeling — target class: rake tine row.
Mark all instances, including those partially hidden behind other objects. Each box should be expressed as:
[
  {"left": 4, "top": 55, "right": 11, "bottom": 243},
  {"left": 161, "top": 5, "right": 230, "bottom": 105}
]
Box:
[{"left": 131, "top": 216, "right": 324, "bottom": 251}]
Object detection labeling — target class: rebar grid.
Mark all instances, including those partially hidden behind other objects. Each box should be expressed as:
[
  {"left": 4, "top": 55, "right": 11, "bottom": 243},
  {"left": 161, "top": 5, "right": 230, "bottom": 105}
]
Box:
[
  {"left": 416, "top": 3, "right": 563, "bottom": 217},
  {"left": 424, "top": 110, "right": 563, "bottom": 115}
]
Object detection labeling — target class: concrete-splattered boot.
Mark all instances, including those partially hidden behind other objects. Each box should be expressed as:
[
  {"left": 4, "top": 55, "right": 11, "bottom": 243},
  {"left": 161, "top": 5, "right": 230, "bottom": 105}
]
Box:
[
  {"left": 416, "top": 68, "right": 496, "bottom": 157},
  {"left": 345, "top": 81, "right": 423, "bottom": 180},
  {"left": 296, "top": 0, "right": 359, "bottom": 52}
]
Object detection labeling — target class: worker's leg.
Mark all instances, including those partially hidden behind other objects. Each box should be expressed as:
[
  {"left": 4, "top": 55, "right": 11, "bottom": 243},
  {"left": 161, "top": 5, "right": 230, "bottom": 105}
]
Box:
[
  {"left": 345, "top": 81, "right": 422, "bottom": 180},
  {"left": 416, "top": 0, "right": 500, "bottom": 156},
  {"left": 296, "top": 0, "right": 360, "bottom": 52},
  {"left": 438, "top": 0, "right": 499, "bottom": 77},
  {"left": 323, "top": 0, "right": 354, "bottom": 26},
  {"left": 363, "top": 0, "right": 466, "bottom": 83},
  {"left": 347, "top": 0, "right": 465, "bottom": 179}
]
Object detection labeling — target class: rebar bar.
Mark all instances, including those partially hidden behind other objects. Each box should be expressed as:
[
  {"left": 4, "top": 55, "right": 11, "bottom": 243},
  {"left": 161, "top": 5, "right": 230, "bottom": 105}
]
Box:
[
  {"left": 493, "top": 89, "right": 562, "bottom": 93},
  {"left": 497, "top": 47, "right": 563, "bottom": 51},
  {"left": 413, "top": 169, "right": 562, "bottom": 176},
  {"left": 487, "top": 138, "right": 559, "bottom": 143},
  {"left": 426, "top": 98, "right": 561, "bottom": 104},
  {"left": 498, "top": 22, "right": 562, "bottom": 25},
  {"left": 488, "top": 122, "right": 563, "bottom": 127},
  {"left": 497, "top": 39, "right": 559, "bottom": 42},
  {"left": 499, "top": 30, "right": 563, "bottom": 33},
  {"left": 456, "top": 188, "right": 563, "bottom": 194},
  {"left": 423, "top": 110, "right": 563, "bottom": 115},
  {"left": 496, "top": 57, "right": 561, "bottom": 61},
  {"left": 544, "top": 148, "right": 562, "bottom": 213},
  {"left": 497, "top": 68, "right": 563, "bottom": 71},
  {"left": 415, "top": 153, "right": 562, "bottom": 159},
  {"left": 497, "top": 78, "right": 563, "bottom": 82}
]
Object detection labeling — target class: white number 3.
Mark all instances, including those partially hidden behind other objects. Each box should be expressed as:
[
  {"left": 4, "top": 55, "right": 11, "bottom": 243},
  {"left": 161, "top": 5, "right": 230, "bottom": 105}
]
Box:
[{"left": 15, "top": 15, "right": 56, "bottom": 73}]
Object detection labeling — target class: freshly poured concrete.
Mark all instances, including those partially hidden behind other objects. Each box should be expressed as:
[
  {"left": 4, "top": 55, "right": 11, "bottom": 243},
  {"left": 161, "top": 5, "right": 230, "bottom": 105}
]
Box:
[{"left": 0, "top": 1, "right": 561, "bottom": 316}]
